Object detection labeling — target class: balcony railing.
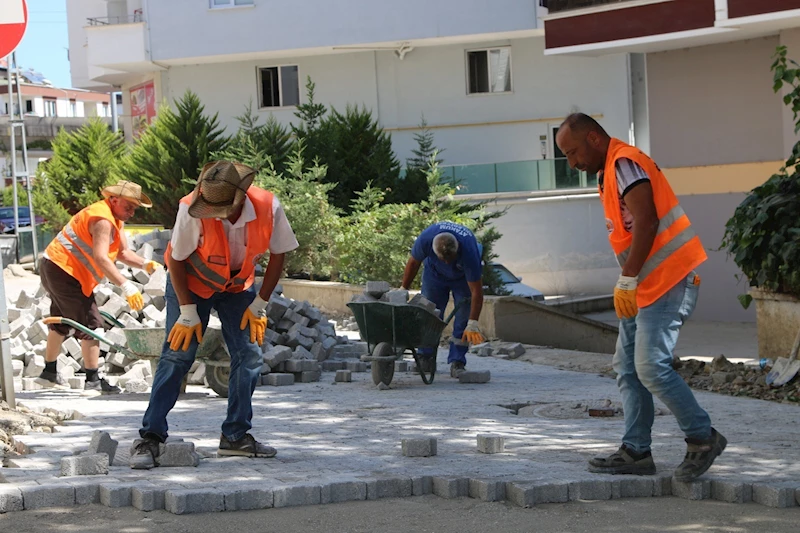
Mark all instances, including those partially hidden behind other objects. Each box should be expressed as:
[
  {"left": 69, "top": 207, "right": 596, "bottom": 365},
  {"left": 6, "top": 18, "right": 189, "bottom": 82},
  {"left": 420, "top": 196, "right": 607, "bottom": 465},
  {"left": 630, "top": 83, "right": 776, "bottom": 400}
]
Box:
[
  {"left": 87, "top": 11, "right": 143, "bottom": 26},
  {"left": 409, "top": 158, "right": 597, "bottom": 196},
  {"left": 542, "top": 0, "right": 636, "bottom": 14}
]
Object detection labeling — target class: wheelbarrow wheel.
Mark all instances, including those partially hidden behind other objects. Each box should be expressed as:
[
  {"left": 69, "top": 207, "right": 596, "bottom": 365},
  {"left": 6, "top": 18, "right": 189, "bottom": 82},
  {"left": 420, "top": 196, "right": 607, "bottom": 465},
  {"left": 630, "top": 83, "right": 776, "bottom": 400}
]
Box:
[
  {"left": 412, "top": 349, "right": 436, "bottom": 385},
  {"left": 206, "top": 364, "right": 230, "bottom": 398},
  {"left": 371, "top": 342, "right": 395, "bottom": 386}
]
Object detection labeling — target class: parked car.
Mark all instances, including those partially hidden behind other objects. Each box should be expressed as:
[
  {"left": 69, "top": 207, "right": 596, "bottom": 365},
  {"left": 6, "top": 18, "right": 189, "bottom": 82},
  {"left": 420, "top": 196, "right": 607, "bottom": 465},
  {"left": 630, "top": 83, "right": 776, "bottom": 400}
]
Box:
[
  {"left": 487, "top": 262, "right": 545, "bottom": 301},
  {"left": 0, "top": 206, "right": 45, "bottom": 234}
]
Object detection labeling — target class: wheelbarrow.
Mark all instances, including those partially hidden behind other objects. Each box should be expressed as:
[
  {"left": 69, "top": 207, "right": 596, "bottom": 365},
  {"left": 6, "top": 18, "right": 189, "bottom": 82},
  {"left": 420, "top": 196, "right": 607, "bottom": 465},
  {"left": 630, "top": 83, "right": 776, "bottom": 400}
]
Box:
[
  {"left": 43, "top": 316, "right": 232, "bottom": 398},
  {"left": 346, "top": 300, "right": 465, "bottom": 387}
]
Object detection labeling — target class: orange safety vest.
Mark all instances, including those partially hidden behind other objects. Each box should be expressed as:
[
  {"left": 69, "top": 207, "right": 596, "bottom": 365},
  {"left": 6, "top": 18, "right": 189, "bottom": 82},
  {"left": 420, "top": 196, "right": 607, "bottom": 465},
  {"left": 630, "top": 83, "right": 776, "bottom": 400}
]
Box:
[
  {"left": 44, "top": 199, "right": 124, "bottom": 297},
  {"left": 166, "top": 187, "right": 274, "bottom": 299},
  {"left": 601, "top": 138, "right": 707, "bottom": 307}
]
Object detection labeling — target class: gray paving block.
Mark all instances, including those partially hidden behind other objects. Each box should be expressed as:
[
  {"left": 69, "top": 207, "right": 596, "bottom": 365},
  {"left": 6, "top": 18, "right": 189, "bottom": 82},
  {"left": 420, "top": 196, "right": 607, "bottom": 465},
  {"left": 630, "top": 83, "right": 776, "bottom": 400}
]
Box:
[
  {"left": 507, "top": 481, "right": 569, "bottom": 507},
  {"left": 366, "top": 281, "right": 391, "bottom": 297},
  {"left": 21, "top": 484, "right": 76, "bottom": 510},
  {"left": 266, "top": 298, "right": 290, "bottom": 322},
  {"left": 469, "top": 479, "right": 506, "bottom": 501},
  {"left": 60, "top": 454, "right": 109, "bottom": 476},
  {"left": 263, "top": 345, "right": 292, "bottom": 368},
  {"left": 223, "top": 487, "right": 273, "bottom": 511},
  {"left": 273, "top": 485, "right": 321, "bottom": 508},
  {"left": 752, "top": 483, "right": 797, "bottom": 508},
  {"left": 346, "top": 361, "right": 368, "bottom": 373},
  {"left": 335, "top": 369, "right": 352, "bottom": 382},
  {"left": 100, "top": 483, "right": 138, "bottom": 507},
  {"left": 157, "top": 442, "right": 200, "bottom": 467},
  {"left": 321, "top": 481, "right": 367, "bottom": 504},
  {"left": 70, "top": 481, "right": 102, "bottom": 505},
  {"left": 296, "top": 370, "right": 321, "bottom": 383},
  {"left": 412, "top": 476, "right": 433, "bottom": 496},
  {"left": 285, "top": 359, "right": 318, "bottom": 372},
  {"left": 711, "top": 480, "right": 752, "bottom": 503},
  {"left": 458, "top": 370, "right": 491, "bottom": 384},
  {"left": 322, "top": 360, "right": 346, "bottom": 371},
  {"left": 653, "top": 474, "right": 672, "bottom": 496},
  {"left": 88, "top": 430, "right": 119, "bottom": 464},
  {"left": 394, "top": 360, "right": 408, "bottom": 372},
  {"left": 477, "top": 434, "right": 504, "bottom": 454},
  {"left": 672, "top": 479, "right": 711, "bottom": 500},
  {"left": 366, "top": 477, "right": 413, "bottom": 500},
  {"left": 609, "top": 477, "right": 655, "bottom": 499},
  {"left": 385, "top": 289, "right": 409, "bottom": 304},
  {"left": 132, "top": 487, "right": 166, "bottom": 511},
  {"left": 266, "top": 373, "right": 294, "bottom": 386},
  {"left": 0, "top": 486, "right": 23, "bottom": 513},
  {"left": 165, "top": 489, "right": 225, "bottom": 515},
  {"left": 569, "top": 479, "right": 612, "bottom": 501},
  {"left": 432, "top": 476, "right": 469, "bottom": 499},
  {"left": 402, "top": 438, "right": 437, "bottom": 457}
]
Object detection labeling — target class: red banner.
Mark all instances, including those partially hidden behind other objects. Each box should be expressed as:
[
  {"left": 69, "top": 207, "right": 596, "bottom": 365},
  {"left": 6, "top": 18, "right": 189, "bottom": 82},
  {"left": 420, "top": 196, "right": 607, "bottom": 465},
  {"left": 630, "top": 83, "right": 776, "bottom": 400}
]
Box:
[{"left": 130, "top": 81, "right": 156, "bottom": 138}]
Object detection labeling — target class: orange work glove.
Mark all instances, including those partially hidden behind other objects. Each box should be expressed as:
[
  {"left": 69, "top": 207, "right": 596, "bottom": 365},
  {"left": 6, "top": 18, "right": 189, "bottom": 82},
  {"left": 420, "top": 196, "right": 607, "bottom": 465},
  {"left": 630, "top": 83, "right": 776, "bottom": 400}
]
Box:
[
  {"left": 167, "top": 304, "right": 203, "bottom": 351},
  {"left": 121, "top": 281, "right": 144, "bottom": 312},
  {"left": 240, "top": 295, "right": 268, "bottom": 345},
  {"left": 614, "top": 275, "right": 639, "bottom": 319},
  {"left": 462, "top": 319, "right": 486, "bottom": 345},
  {"left": 144, "top": 260, "right": 162, "bottom": 274}
]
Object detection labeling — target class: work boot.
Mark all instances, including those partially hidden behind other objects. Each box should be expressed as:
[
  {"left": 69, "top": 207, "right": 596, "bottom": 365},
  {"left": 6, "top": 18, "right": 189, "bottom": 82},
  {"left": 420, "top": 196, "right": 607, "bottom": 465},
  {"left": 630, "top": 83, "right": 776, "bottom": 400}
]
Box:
[
  {"left": 35, "top": 370, "right": 70, "bottom": 390},
  {"left": 588, "top": 444, "right": 657, "bottom": 475},
  {"left": 130, "top": 437, "right": 161, "bottom": 470},
  {"left": 218, "top": 433, "right": 277, "bottom": 458},
  {"left": 450, "top": 361, "right": 466, "bottom": 378},
  {"left": 83, "top": 377, "right": 121, "bottom": 395},
  {"left": 673, "top": 428, "right": 727, "bottom": 482}
]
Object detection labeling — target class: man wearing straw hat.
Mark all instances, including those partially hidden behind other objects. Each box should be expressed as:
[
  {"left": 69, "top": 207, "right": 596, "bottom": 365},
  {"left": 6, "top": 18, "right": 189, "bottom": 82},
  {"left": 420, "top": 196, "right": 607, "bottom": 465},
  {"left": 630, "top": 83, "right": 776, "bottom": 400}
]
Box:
[
  {"left": 131, "top": 160, "right": 298, "bottom": 469},
  {"left": 38, "top": 180, "right": 160, "bottom": 395}
]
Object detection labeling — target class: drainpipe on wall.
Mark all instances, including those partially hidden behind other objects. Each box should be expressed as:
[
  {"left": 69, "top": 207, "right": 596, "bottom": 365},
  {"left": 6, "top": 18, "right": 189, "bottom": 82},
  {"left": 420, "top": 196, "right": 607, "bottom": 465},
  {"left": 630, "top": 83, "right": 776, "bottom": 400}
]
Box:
[
  {"left": 714, "top": 0, "right": 728, "bottom": 22},
  {"left": 111, "top": 91, "right": 119, "bottom": 133}
]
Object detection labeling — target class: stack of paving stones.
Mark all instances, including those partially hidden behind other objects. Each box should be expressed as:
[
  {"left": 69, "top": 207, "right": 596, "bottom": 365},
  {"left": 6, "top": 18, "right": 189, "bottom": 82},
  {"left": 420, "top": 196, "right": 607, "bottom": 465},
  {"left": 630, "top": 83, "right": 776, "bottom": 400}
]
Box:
[
  {"left": 1, "top": 229, "right": 362, "bottom": 394},
  {"left": 349, "top": 280, "right": 439, "bottom": 315}
]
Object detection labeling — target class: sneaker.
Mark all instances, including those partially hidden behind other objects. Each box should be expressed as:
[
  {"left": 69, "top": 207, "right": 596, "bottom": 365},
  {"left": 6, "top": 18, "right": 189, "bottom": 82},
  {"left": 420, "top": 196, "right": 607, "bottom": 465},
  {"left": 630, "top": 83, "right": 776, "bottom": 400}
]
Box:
[
  {"left": 83, "top": 377, "right": 121, "bottom": 395},
  {"left": 218, "top": 433, "right": 277, "bottom": 458},
  {"left": 130, "top": 437, "right": 161, "bottom": 470},
  {"left": 450, "top": 361, "right": 466, "bottom": 378},
  {"left": 674, "top": 428, "right": 727, "bottom": 482},
  {"left": 588, "top": 444, "right": 657, "bottom": 475},
  {"left": 35, "top": 370, "right": 70, "bottom": 390}
]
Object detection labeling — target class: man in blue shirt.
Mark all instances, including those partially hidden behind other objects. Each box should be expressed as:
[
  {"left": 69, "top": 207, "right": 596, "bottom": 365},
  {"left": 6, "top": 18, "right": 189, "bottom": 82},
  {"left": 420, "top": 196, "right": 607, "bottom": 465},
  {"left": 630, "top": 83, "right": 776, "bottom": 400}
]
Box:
[{"left": 401, "top": 222, "right": 486, "bottom": 377}]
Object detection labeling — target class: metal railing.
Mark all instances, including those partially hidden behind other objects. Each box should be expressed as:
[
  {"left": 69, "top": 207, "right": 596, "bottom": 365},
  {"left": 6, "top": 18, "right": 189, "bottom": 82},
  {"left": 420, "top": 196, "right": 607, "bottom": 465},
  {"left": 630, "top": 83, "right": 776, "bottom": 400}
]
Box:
[
  {"left": 543, "top": 0, "right": 636, "bottom": 14},
  {"left": 87, "top": 11, "right": 143, "bottom": 26}
]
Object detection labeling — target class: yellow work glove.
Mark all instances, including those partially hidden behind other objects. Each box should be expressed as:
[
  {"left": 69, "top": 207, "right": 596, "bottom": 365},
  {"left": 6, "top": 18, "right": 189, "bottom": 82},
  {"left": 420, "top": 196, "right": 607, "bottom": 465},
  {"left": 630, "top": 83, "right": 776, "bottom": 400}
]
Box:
[
  {"left": 121, "top": 281, "right": 144, "bottom": 312},
  {"left": 614, "top": 275, "right": 639, "bottom": 319},
  {"left": 240, "top": 295, "right": 268, "bottom": 345},
  {"left": 144, "top": 260, "right": 162, "bottom": 275},
  {"left": 167, "top": 304, "right": 203, "bottom": 351},
  {"left": 462, "top": 319, "right": 486, "bottom": 345}
]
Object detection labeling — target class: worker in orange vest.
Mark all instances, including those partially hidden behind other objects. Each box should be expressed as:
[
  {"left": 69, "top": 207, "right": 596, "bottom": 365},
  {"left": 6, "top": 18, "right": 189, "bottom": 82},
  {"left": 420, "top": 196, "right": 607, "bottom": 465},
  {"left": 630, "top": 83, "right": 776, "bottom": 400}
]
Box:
[
  {"left": 39, "top": 181, "right": 160, "bottom": 394},
  {"left": 131, "top": 160, "right": 298, "bottom": 470},
  {"left": 556, "top": 113, "right": 726, "bottom": 482}
]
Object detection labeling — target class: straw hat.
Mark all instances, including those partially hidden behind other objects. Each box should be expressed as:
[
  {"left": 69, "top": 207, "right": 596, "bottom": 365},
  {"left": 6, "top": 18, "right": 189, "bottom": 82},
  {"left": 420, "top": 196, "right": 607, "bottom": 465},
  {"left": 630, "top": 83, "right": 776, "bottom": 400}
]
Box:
[
  {"left": 101, "top": 180, "right": 152, "bottom": 208},
  {"left": 187, "top": 161, "right": 256, "bottom": 219}
]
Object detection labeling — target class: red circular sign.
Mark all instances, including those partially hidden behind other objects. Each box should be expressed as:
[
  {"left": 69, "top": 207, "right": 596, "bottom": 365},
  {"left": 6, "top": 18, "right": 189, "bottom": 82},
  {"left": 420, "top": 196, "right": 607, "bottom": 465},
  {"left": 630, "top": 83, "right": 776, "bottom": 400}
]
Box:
[{"left": 0, "top": 0, "right": 28, "bottom": 59}]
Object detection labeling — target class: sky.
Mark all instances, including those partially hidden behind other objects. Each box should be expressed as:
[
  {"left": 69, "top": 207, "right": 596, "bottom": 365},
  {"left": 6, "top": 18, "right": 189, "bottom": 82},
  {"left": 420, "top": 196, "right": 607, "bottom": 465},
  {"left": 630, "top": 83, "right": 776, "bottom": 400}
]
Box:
[{"left": 12, "top": 0, "right": 72, "bottom": 88}]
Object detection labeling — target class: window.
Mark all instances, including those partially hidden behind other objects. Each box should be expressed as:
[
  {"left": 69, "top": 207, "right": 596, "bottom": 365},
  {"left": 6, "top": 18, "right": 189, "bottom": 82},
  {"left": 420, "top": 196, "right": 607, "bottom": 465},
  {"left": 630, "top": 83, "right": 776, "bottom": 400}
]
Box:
[
  {"left": 69, "top": 99, "right": 77, "bottom": 117},
  {"left": 43, "top": 98, "right": 57, "bottom": 117},
  {"left": 466, "top": 47, "right": 512, "bottom": 95},
  {"left": 101, "top": 103, "right": 110, "bottom": 117},
  {"left": 211, "top": 0, "right": 253, "bottom": 7},
  {"left": 258, "top": 66, "right": 300, "bottom": 108},
  {"left": 25, "top": 100, "right": 33, "bottom": 113}
]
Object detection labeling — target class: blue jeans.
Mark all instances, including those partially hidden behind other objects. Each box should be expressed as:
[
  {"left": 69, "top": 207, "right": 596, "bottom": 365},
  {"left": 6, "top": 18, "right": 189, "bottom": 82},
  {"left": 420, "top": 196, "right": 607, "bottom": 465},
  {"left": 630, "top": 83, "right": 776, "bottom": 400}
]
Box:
[
  {"left": 614, "top": 271, "right": 712, "bottom": 453},
  {"left": 139, "top": 275, "right": 263, "bottom": 443},
  {"left": 417, "top": 267, "right": 471, "bottom": 365}
]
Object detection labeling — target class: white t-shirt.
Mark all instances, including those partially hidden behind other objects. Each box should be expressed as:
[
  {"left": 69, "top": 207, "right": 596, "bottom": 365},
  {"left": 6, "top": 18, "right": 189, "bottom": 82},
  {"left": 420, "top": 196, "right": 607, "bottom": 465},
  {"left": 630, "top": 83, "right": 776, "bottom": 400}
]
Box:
[{"left": 169, "top": 195, "right": 299, "bottom": 271}]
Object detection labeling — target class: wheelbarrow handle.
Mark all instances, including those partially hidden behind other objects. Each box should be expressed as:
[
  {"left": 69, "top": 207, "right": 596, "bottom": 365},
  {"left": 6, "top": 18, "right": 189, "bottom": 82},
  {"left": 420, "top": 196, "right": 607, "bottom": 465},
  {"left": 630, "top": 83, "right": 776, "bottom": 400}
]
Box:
[{"left": 43, "top": 316, "right": 134, "bottom": 357}]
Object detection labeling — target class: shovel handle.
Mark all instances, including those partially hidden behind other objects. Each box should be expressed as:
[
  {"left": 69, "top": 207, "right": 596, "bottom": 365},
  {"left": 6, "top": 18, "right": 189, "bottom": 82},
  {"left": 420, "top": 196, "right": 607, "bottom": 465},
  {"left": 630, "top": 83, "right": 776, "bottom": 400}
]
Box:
[{"left": 43, "top": 316, "right": 133, "bottom": 357}]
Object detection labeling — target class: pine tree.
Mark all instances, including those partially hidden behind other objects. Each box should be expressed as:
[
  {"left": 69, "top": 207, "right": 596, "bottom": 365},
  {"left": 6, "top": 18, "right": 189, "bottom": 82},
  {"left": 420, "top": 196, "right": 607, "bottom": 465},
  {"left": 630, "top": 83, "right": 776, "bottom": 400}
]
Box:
[
  {"left": 226, "top": 100, "right": 293, "bottom": 174},
  {"left": 291, "top": 77, "right": 328, "bottom": 167},
  {"left": 397, "top": 115, "right": 443, "bottom": 204}
]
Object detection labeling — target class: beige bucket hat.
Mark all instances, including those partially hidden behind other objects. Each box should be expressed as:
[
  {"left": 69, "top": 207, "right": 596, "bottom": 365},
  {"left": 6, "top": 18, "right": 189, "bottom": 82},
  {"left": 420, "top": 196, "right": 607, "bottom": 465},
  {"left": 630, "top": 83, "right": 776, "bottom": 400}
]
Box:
[
  {"left": 187, "top": 161, "right": 257, "bottom": 219},
  {"left": 101, "top": 180, "right": 153, "bottom": 208}
]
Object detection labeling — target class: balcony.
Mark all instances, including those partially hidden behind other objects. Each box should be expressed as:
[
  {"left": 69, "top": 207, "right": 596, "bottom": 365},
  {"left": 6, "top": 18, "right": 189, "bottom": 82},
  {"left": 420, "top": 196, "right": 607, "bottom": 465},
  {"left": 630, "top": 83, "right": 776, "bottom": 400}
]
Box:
[
  {"left": 434, "top": 159, "right": 598, "bottom": 196},
  {"left": 85, "top": 16, "right": 153, "bottom": 84},
  {"left": 543, "top": 0, "right": 637, "bottom": 14}
]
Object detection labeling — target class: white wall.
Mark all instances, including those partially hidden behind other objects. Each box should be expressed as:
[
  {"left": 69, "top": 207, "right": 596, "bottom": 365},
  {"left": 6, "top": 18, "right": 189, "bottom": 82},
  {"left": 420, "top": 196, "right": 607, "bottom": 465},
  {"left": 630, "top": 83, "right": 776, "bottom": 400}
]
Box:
[
  {"left": 146, "top": 0, "right": 541, "bottom": 62},
  {"left": 66, "top": 0, "right": 115, "bottom": 91}
]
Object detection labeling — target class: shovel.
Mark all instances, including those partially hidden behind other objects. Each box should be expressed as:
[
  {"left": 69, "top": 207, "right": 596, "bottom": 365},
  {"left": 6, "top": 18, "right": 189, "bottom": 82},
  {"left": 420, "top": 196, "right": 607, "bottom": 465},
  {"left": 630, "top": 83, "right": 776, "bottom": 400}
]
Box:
[{"left": 766, "top": 326, "right": 800, "bottom": 387}]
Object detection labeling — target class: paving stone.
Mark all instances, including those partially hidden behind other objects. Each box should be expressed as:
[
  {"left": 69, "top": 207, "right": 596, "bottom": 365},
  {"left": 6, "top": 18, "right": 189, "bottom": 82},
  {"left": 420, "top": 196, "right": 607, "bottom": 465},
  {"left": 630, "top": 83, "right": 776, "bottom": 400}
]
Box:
[
  {"left": 346, "top": 361, "right": 368, "bottom": 373},
  {"left": 68, "top": 376, "right": 86, "bottom": 390},
  {"left": 266, "top": 373, "right": 294, "bottom": 386},
  {"left": 408, "top": 293, "right": 436, "bottom": 313},
  {"left": 295, "top": 370, "right": 321, "bottom": 383},
  {"left": 263, "top": 328, "right": 282, "bottom": 345},
  {"left": 367, "top": 477, "right": 413, "bottom": 499},
  {"left": 458, "top": 370, "right": 491, "bottom": 384},
  {"left": 385, "top": 289, "right": 409, "bottom": 304},
  {"left": 131, "top": 487, "right": 166, "bottom": 511},
  {"left": 432, "top": 476, "right": 469, "bottom": 499},
  {"left": 63, "top": 337, "right": 81, "bottom": 357},
  {"left": 165, "top": 489, "right": 225, "bottom": 514},
  {"left": 310, "top": 342, "right": 328, "bottom": 361},
  {"left": 263, "top": 345, "right": 292, "bottom": 368},
  {"left": 569, "top": 479, "right": 612, "bottom": 501},
  {"left": 611, "top": 477, "right": 655, "bottom": 499},
  {"left": 402, "top": 438, "right": 437, "bottom": 457},
  {"left": 322, "top": 360, "right": 345, "bottom": 371},
  {"left": 366, "top": 281, "right": 391, "bottom": 297},
  {"left": 394, "top": 360, "right": 408, "bottom": 372},
  {"left": 335, "top": 369, "right": 352, "bottom": 382},
  {"left": 653, "top": 474, "right": 672, "bottom": 496},
  {"left": 157, "top": 442, "right": 200, "bottom": 467},
  {"left": 285, "top": 359, "right": 318, "bottom": 372},
  {"left": 266, "top": 298, "right": 290, "bottom": 322},
  {"left": 0, "top": 486, "right": 23, "bottom": 513},
  {"left": 144, "top": 268, "right": 166, "bottom": 297},
  {"left": 60, "top": 454, "right": 109, "bottom": 476},
  {"left": 288, "top": 324, "right": 318, "bottom": 340},
  {"left": 100, "top": 483, "right": 139, "bottom": 507},
  {"left": 284, "top": 309, "right": 310, "bottom": 327},
  {"left": 321, "top": 335, "right": 338, "bottom": 352},
  {"left": 11, "top": 359, "right": 23, "bottom": 376},
  {"left": 21, "top": 484, "right": 75, "bottom": 510},
  {"left": 89, "top": 430, "right": 119, "bottom": 464},
  {"left": 285, "top": 331, "right": 314, "bottom": 350},
  {"left": 273, "top": 485, "right": 321, "bottom": 508},
  {"left": 16, "top": 290, "right": 34, "bottom": 308},
  {"left": 476, "top": 434, "right": 504, "bottom": 454},
  {"left": 752, "top": 483, "right": 797, "bottom": 508},
  {"left": 222, "top": 486, "right": 273, "bottom": 511},
  {"left": 507, "top": 481, "right": 570, "bottom": 507},
  {"left": 469, "top": 478, "right": 506, "bottom": 501},
  {"left": 711, "top": 480, "right": 752, "bottom": 503},
  {"left": 321, "top": 481, "right": 367, "bottom": 504},
  {"left": 70, "top": 480, "right": 102, "bottom": 505},
  {"left": 672, "top": 479, "right": 711, "bottom": 500},
  {"left": 24, "top": 354, "right": 45, "bottom": 377},
  {"left": 412, "top": 476, "right": 433, "bottom": 496}
]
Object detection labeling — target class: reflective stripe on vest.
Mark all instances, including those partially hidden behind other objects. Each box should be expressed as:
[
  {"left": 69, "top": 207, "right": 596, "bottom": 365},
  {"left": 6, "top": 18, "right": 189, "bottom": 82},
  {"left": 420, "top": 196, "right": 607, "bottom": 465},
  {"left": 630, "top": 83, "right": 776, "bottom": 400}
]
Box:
[
  {"left": 615, "top": 204, "right": 687, "bottom": 266},
  {"left": 56, "top": 225, "right": 103, "bottom": 283},
  {"left": 186, "top": 252, "right": 250, "bottom": 292}
]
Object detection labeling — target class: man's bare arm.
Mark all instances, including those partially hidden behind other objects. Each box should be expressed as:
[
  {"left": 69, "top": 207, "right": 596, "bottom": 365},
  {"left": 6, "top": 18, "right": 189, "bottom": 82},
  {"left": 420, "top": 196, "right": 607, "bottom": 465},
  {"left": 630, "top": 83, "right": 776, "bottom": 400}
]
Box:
[
  {"left": 620, "top": 182, "right": 659, "bottom": 277},
  {"left": 401, "top": 257, "right": 421, "bottom": 290},
  {"left": 258, "top": 253, "right": 285, "bottom": 301},
  {"left": 467, "top": 280, "right": 484, "bottom": 321},
  {"left": 90, "top": 219, "right": 128, "bottom": 287}
]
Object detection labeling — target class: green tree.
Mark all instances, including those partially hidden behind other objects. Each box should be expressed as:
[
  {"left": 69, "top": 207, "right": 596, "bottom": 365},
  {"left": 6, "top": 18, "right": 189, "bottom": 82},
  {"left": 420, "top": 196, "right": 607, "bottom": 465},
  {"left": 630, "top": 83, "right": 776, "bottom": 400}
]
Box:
[
  {"left": 291, "top": 76, "right": 328, "bottom": 164},
  {"left": 127, "top": 90, "right": 228, "bottom": 227},
  {"left": 397, "top": 114, "right": 442, "bottom": 204},
  {"left": 227, "top": 100, "right": 293, "bottom": 175},
  {"left": 2, "top": 186, "right": 29, "bottom": 207}
]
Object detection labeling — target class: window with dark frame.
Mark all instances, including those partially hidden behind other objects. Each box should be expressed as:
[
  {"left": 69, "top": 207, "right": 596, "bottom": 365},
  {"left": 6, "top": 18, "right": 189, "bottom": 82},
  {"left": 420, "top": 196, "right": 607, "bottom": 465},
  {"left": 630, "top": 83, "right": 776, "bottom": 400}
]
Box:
[
  {"left": 43, "top": 98, "right": 57, "bottom": 117},
  {"left": 258, "top": 65, "right": 300, "bottom": 108},
  {"left": 466, "top": 47, "right": 512, "bottom": 95}
]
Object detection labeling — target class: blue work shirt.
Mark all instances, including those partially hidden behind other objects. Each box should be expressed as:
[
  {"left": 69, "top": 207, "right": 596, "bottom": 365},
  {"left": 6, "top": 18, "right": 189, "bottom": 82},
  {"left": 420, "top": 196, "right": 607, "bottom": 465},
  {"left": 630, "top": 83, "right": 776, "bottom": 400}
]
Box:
[{"left": 411, "top": 222, "right": 483, "bottom": 283}]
